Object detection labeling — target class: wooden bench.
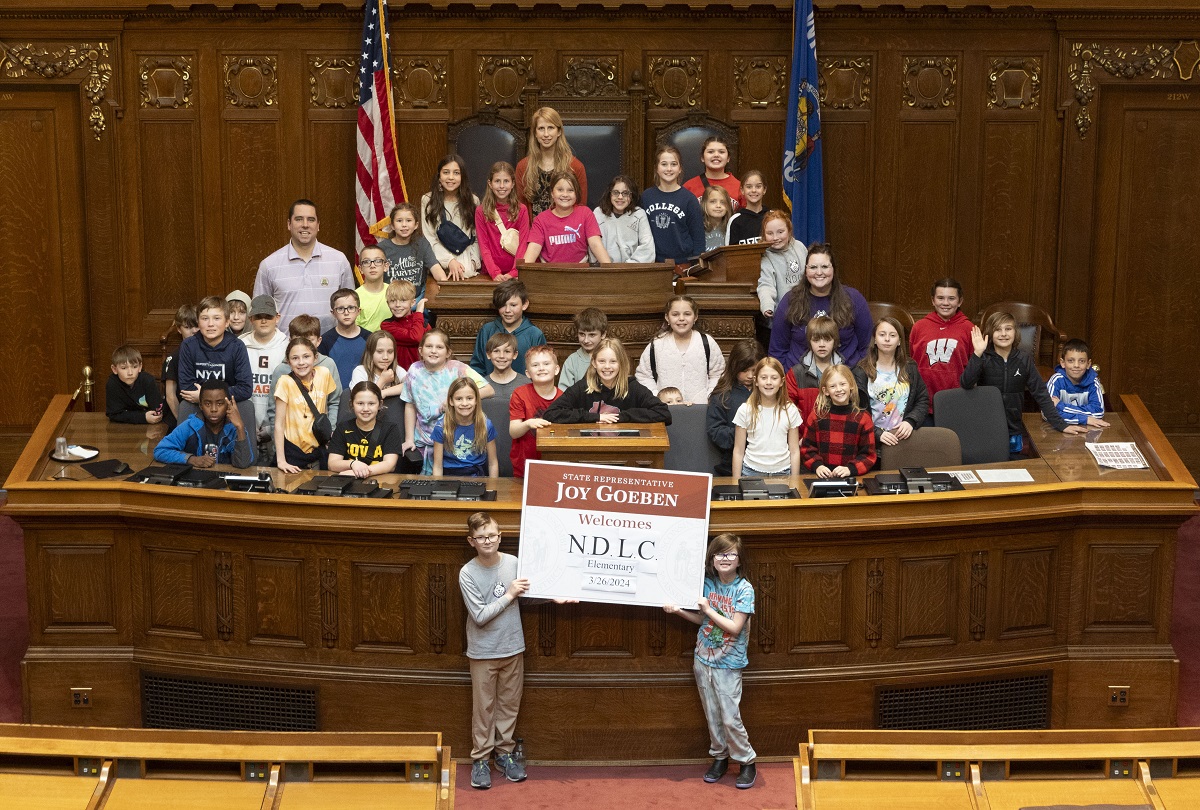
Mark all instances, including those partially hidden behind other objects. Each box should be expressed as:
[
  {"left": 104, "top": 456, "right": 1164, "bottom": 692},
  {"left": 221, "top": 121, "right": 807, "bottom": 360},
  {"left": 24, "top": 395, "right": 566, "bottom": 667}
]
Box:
[
  {"left": 0, "top": 724, "right": 453, "bottom": 809},
  {"left": 798, "top": 728, "right": 1200, "bottom": 810}
]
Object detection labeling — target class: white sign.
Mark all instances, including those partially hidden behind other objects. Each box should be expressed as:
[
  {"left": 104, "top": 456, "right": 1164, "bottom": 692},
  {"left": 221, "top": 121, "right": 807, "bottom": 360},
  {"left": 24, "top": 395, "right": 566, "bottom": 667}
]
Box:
[{"left": 517, "top": 460, "right": 712, "bottom": 608}]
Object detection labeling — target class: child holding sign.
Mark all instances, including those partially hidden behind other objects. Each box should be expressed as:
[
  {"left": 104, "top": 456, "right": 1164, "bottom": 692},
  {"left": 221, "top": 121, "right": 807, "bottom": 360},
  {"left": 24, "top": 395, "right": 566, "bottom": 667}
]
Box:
[{"left": 664, "top": 533, "right": 757, "bottom": 790}]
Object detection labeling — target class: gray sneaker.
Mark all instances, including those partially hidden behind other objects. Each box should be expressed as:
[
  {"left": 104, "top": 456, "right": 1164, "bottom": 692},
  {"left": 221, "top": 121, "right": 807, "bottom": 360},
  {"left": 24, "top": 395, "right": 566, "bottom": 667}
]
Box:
[
  {"left": 470, "top": 758, "right": 491, "bottom": 789},
  {"left": 496, "top": 751, "right": 527, "bottom": 782}
]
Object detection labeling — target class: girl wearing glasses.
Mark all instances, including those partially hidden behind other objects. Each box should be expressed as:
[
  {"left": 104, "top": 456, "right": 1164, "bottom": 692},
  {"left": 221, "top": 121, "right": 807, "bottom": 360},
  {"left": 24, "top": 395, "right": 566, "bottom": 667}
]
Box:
[
  {"left": 664, "top": 533, "right": 758, "bottom": 790},
  {"left": 592, "top": 175, "right": 655, "bottom": 264}
]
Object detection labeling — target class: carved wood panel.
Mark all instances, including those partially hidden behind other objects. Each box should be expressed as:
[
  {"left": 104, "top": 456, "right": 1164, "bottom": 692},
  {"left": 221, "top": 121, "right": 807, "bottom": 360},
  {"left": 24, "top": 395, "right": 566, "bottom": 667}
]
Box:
[
  {"left": 790, "top": 562, "right": 850, "bottom": 653},
  {"left": 903, "top": 56, "right": 957, "bottom": 109},
  {"left": 896, "top": 556, "right": 957, "bottom": 647},
  {"left": 392, "top": 54, "right": 447, "bottom": 110},
  {"left": 139, "top": 56, "right": 193, "bottom": 109},
  {"left": 999, "top": 547, "right": 1056, "bottom": 638},
  {"left": 223, "top": 120, "right": 283, "bottom": 291},
  {"left": 427, "top": 563, "right": 446, "bottom": 654},
  {"left": 987, "top": 57, "right": 1041, "bottom": 110},
  {"left": 733, "top": 55, "right": 787, "bottom": 111},
  {"left": 215, "top": 550, "right": 233, "bottom": 641},
  {"left": 1086, "top": 546, "right": 1158, "bottom": 630},
  {"left": 820, "top": 56, "right": 872, "bottom": 110},
  {"left": 351, "top": 562, "right": 416, "bottom": 653},
  {"left": 39, "top": 544, "right": 117, "bottom": 632},
  {"left": 223, "top": 55, "right": 278, "bottom": 109},
  {"left": 308, "top": 55, "right": 356, "bottom": 109},
  {"left": 477, "top": 54, "right": 532, "bottom": 108},
  {"left": 247, "top": 556, "right": 306, "bottom": 646},
  {"left": 647, "top": 55, "right": 702, "bottom": 109},
  {"left": 143, "top": 547, "right": 202, "bottom": 638},
  {"left": 320, "top": 558, "right": 338, "bottom": 649},
  {"left": 569, "top": 603, "right": 634, "bottom": 658},
  {"left": 0, "top": 42, "right": 113, "bottom": 138}
]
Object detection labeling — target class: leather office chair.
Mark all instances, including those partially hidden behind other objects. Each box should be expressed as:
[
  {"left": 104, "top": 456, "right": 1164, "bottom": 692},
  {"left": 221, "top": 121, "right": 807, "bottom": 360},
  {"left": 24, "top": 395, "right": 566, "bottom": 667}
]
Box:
[
  {"left": 481, "top": 394, "right": 515, "bottom": 477},
  {"left": 933, "top": 387, "right": 1009, "bottom": 465},
  {"left": 878, "top": 426, "right": 962, "bottom": 471},
  {"left": 664, "top": 403, "right": 722, "bottom": 474}
]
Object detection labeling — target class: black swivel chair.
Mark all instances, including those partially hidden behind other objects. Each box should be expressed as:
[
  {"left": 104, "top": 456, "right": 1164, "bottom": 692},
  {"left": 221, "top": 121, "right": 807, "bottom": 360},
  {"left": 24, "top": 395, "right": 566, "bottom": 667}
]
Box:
[
  {"left": 664, "top": 404, "right": 722, "bottom": 474},
  {"left": 933, "top": 387, "right": 1009, "bottom": 465}
]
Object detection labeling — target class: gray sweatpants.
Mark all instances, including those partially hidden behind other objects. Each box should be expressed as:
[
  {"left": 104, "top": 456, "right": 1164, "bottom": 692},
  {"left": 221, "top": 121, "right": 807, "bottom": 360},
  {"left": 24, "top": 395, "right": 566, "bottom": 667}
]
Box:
[{"left": 693, "top": 658, "right": 756, "bottom": 763}]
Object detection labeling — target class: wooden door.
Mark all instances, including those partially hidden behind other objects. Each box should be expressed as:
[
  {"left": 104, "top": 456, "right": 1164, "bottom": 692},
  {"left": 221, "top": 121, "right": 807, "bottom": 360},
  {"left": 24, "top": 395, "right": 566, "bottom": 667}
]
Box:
[
  {"left": 1091, "top": 87, "right": 1200, "bottom": 433},
  {"left": 0, "top": 89, "right": 87, "bottom": 432}
]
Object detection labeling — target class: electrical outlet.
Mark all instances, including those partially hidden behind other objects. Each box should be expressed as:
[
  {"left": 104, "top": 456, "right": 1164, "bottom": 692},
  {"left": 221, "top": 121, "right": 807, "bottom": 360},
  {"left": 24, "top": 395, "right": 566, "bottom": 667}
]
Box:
[
  {"left": 70, "top": 687, "right": 92, "bottom": 708},
  {"left": 1108, "top": 685, "right": 1131, "bottom": 707}
]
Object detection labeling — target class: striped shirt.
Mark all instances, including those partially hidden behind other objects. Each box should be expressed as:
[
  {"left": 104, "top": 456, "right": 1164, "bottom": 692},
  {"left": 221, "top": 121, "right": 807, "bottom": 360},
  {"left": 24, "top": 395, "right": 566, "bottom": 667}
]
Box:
[{"left": 254, "top": 240, "right": 354, "bottom": 334}]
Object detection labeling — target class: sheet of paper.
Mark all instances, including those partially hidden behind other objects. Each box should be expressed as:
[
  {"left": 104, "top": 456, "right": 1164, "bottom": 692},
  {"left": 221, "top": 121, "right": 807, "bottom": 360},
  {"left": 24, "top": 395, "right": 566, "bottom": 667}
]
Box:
[
  {"left": 976, "top": 468, "right": 1035, "bottom": 483},
  {"left": 1085, "top": 442, "right": 1149, "bottom": 470},
  {"left": 943, "top": 470, "right": 980, "bottom": 484}
]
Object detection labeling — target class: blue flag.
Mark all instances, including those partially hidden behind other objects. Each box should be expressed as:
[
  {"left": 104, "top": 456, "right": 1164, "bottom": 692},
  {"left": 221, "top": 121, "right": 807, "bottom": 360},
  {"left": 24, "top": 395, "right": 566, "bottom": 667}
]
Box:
[{"left": 782, "top": 0, "right": 825, "bottom": 246}]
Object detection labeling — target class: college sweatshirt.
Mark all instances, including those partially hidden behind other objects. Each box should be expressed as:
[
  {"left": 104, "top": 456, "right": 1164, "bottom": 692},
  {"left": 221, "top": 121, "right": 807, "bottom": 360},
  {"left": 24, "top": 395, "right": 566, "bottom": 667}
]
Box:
[
  {"left": 641, "top": 186, "right": 705, "bottom": 264},
  {"left": 909, "top": 309, "right": 974, "bottom": 415}
]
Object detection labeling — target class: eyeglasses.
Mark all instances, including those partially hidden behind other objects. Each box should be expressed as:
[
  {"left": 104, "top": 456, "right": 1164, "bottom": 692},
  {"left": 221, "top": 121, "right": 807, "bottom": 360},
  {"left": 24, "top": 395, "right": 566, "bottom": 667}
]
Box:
[
  {"left": 611, "top": 190, "right": 632, "bottom": 198},
  {"left": 334, "top": 305, "right": 360, "bottom": 314},
  {"left": 714, "top": 552, "right": 739, "bottom": 560},
  {"left": 360, "top": 258, "right": 387, "bottom": 267},
  {"left": 471, "top": 533, "right": 501, "bottom": 543}
]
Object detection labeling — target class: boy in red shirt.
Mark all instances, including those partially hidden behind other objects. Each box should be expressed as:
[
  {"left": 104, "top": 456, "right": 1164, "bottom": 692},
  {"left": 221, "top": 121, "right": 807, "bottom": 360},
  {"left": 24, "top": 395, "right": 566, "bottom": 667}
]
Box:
[
  {"left": 380, "top": 279, "right": 430, "bottom": 371},
  {"left": 909, "top": 278, "right": 974, "bottom": 426},
  {"left": 508, "top": 345, "right": 562, "bottom": 478}
]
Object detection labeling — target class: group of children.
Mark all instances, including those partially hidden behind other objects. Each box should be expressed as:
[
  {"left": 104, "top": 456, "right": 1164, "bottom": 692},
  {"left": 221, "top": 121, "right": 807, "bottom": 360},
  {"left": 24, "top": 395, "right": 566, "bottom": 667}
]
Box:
[{"left": 108, "top": 267, "right": 1107, "bottom": 482}]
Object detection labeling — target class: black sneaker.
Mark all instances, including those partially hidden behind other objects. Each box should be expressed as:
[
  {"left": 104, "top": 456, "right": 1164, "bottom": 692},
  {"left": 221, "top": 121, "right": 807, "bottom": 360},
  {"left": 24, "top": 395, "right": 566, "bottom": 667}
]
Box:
[
  {"left": 736, "top": 761, "right": 757, "bottom": 789},
  {"left": 703, "top": 757, "right": 729, "bottom": 783}
]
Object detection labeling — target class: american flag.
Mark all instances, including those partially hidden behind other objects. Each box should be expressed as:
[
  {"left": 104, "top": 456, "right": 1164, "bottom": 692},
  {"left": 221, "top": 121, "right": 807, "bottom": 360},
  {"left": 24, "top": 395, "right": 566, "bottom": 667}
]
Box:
[{"left": 355, "top": 0, "right": 407, "bottom": 260}]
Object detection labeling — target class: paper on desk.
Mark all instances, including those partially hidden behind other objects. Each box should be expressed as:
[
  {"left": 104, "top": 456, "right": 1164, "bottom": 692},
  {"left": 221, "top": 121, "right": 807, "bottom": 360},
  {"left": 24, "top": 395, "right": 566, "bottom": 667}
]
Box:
[
  {"left": 1085, "top": 442, "right": 1149, "bottom": 469},
  {"left": 976, "top": 468, "right": 1035, "bottom": 483},
  {"left": 943, "top": 470, "right": 980, "bottom": 484},
  {"left": 67, "top": 445, "right": 99, "bottom": 460}
]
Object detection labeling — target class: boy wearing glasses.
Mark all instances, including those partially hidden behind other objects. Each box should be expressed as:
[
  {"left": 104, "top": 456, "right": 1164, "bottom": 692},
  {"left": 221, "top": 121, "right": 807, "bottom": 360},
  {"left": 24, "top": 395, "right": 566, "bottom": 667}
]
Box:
[
  {"left": 319, "top": 288, "right": 368, "bottom": 387},
  {"left": 355, "top": 245, "right": 392, "bottom": 332},
  {"left": 459, "top": 511, "right": 531, "bottom": 790}
]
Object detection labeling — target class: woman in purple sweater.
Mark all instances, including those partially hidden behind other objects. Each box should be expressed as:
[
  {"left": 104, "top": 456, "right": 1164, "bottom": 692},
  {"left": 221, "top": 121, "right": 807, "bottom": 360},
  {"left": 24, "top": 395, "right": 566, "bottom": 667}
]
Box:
[{"left": 768, "top": 243, "right": 873, "bottom": 369}]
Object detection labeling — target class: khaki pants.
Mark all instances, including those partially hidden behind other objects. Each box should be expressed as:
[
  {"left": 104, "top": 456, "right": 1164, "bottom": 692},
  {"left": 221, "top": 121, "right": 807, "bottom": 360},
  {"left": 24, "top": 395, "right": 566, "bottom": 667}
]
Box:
[{"left": 469, "top": 653, "right": 524, "bottom": 761}]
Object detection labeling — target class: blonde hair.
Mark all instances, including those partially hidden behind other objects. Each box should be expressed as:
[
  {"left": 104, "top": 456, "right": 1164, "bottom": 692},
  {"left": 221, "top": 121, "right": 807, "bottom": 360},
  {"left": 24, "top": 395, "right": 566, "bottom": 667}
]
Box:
[
  {"left": 745, "top": 357, "right": 791, "bottom": 431},
  {"left": 814, "top": 364, "right": 863, "bottom": 418},
  {"left": 522, "top": 107, "right": 576, "bottom": 203},
  {"left": 385, "top": 279, "right": 417, "bottom": 304},
  {"left": 443, "top": 377, "right": 488, "bottom": 456},
  {"left": 701, "top": 185, "right": 733, "bottom": 232},
  {"left": 652, "top": 144, "right": 684, "bottom": 186},
  {"left": 585, "top": 338, "right": 631, "bottom": 400}
]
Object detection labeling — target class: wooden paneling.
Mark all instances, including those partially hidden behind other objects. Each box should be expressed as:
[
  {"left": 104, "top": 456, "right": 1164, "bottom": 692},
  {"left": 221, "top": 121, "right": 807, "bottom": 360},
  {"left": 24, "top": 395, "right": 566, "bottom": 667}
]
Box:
[
  {"left": 139, "top": 120, "right": 202, "bottom": 310},
  {"left": 998, "top": 547, "right": 1056, "bottom": 639},
  {"left": 247, "top": 555, "right": 306, "bottom": 646},
  {"left": 143, "top": 547, "right": 203, "bottom": 639},
  {"left": 351, "top": 562, "right": 417, "bottom": 653},
  {"left": 790, "top": 562, "right": 851, "bottom": 653},
  {"left": 38, "top": 543, "right": 117, "bottom": 633}
]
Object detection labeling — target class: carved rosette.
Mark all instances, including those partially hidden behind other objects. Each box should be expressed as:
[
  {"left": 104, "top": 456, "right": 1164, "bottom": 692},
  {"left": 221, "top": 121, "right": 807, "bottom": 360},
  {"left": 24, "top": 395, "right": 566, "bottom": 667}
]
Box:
[
  {"left": 820, "top": 56, "right": 872, "bottom": 110},
  {"left": 224, "top": 55, "right": 278, "bottom": 109},
  {"left": 139, "top": 56, "right": 193, "bottom": 109},
  {"left": 428, "top": 563, "right": 446, "bottom": 654},
  {"left": 548, "top": 58, "right": 621, "bottom": 98},
  {"left": 647, "top": 56, "right": 702, "bottom": 108},
  {"left": 538, "top": 603, "right": 556, "bottom": 656},
  {"left": 1, "top": 42, "right": 112, "bottom": 138},
  {"left": 866, "top": 558, "right": 883, "bottom": 648},
  {"left": 215, "top": 551, "right": 233, "bottom": 642},
  {"left": 320, "top": 558, "right": 338, "bottom": 649},
  {"left": 478, "top": 55, "right": 532, "bottom": 108},
  {"left": 903, "top": 56, "right": 957, "bottom": 109},
  {"left": 987, "top": 57, "right": 1041, "bottom": 110},
  {"left": 733, "top": 56, "right": 787, "bottom": 108},
  {"left": 970, "top": 551, "right": 988, "bottom": 641},
  {"left": 393, "top": 56, "right": 447, "bottom": 109},
  {"left": 757, "top": 562, "right": 775, "bottom": 654},
  {"left": 649, "top": 613, "right": 666, "bottom": 656},
  {"left": 1068, "top": 43, "right": 1176, "bottom": 138},
  {"left": 309, "top": 56, "right": 357, "bottom": 109}
]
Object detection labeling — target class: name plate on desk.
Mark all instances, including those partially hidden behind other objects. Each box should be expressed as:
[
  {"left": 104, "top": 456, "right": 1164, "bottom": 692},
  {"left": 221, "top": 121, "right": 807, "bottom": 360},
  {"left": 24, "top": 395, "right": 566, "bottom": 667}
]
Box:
[{"left": 517, "top": 460, "right": 712, "bottom": 608}]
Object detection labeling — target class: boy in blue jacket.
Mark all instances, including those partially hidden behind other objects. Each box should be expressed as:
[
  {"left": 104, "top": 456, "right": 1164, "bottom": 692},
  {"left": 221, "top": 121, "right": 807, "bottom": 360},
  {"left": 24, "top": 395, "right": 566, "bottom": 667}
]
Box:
[
  {"left": 1046, "top": 338, "right": 1110, "bottom": 428},
  {"left": 154, "top": 380, "right": 254, "bottom": 469}
]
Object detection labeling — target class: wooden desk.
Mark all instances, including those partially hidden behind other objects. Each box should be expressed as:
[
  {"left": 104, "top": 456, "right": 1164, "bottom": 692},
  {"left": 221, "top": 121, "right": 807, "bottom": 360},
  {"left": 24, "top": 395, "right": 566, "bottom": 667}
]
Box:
[
  {"left": 3, "top": 395, "right": 1195, "bottom": 762},
  {"left": 799, "top": 727, "right": 1200, "bottom": 809},
  {"left": 535, "top": 422, "right": 669, "bottom": 468},
  {"left": 0, "top": 724, "right": 452, "bottom": 810}
]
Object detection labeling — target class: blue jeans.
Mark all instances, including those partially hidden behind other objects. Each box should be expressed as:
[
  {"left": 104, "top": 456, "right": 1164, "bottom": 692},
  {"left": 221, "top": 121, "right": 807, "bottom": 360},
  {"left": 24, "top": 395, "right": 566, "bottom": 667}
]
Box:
[{"left": 741, "top": 464, "right": 789, "bottom": 478}]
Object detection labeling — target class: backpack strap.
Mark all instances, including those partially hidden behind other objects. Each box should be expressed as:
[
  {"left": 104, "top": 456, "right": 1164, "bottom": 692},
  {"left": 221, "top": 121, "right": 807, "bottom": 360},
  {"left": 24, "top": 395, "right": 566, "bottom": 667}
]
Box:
[
  {"left": 700, "top": 175, "right": 711, "bottom": 189},
  {"left": 649, "top": 341, "right": 658, "bottom": 383},
  {"left": 290, "top": 372, "right": 323, "bottom": 421}
]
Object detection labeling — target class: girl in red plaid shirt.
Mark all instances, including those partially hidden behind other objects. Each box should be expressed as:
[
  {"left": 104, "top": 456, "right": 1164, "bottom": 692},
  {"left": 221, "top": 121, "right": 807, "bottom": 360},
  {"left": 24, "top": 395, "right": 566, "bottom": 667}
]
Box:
[{"left": 800, "top": 364, "right": 877, "bottom": 478}]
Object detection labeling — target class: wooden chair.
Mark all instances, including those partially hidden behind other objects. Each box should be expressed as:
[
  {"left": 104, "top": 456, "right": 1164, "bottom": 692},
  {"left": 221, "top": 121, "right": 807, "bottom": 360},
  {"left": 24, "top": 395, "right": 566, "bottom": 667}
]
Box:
[
  {"left": 522, "top": 59, "right": 647, "bottom": 207},
  {"left": 866, "top": 301, "right": 915, "bottom": 337},
  {"left": 654, "top": 110, "right": 739, "bottom": 186},
  {"left": 447, "top": 107, "right": 527, "bottom": 200},
  {"left": 977, "top": 301, "right": 1065, "bottom": 371}
]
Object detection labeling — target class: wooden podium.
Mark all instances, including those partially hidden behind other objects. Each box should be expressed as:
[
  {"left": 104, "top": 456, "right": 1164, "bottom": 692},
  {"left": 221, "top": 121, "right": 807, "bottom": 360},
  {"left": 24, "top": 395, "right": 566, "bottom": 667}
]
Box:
[
  {"left": 680, "top": 242, "right": 766, "bottom": 351},
  {"left": 535, "top": 422, "right": 669, "bottom": 468},
  {"left": 427, "top": 262, "right": 677, "bottom": 364}
]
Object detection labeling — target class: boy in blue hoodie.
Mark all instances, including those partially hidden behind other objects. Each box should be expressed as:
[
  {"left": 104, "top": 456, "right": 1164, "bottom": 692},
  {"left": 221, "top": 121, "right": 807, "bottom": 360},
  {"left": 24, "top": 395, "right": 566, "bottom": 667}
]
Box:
[
  {"left": 1046, "top": 338, "right": 1110, "bottom": 428},
  {"left": 177, "top": 295, "right": 254, "bottom": 426},
  {"left": 469, "top": 278, "right": 546, "bottom": 377},
  {"left": 154, "top": 380, "right": 254, "bottom": 468}
]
